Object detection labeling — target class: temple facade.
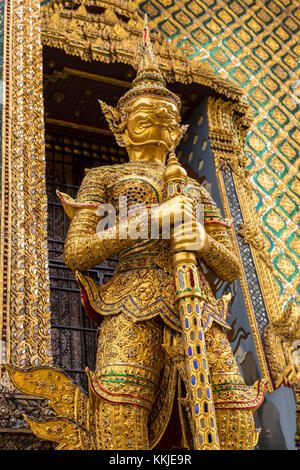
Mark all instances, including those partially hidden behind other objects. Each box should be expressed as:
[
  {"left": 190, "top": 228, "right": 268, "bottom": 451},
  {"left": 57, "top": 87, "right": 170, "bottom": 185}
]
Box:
[{"left": 0, "top": 0, "right": 299, "bottom": 450}]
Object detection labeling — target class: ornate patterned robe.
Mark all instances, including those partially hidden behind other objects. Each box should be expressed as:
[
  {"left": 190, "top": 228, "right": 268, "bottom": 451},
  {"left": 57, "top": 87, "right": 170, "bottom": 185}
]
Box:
[{"left": 57, "top": 160, "right": 266, "bottom": 449}]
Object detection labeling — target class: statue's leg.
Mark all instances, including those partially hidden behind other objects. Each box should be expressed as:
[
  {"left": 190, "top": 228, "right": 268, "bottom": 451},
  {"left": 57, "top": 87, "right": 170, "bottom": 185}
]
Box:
[
  {"left": 92, "top": 314, "right": 164, "bottom": 450},
  {"left": 205, "top": 324, "right": 261, "bottom": 450}
]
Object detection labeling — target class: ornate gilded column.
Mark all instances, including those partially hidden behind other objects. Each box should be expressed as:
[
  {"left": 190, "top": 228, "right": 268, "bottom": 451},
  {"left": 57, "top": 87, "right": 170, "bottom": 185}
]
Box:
[
  {"left": 0, "top": 0, "right": 52, "bottom": 372},
  {"left": 206, "top": 96, "right": 283, "bottom": 393},
  {"left": 206, "top": 96, "right": 300, "bottom": 449},
  {"left": 0, "top": 0, "right": 53, "bottom": 448},
  {"left": 263, "top": 301, "right": 300, "bottom": 449},
  {"left": 294, "top": 388, "right": 300, "bottom": 450},
  {"left": 0, "top": 0, "right": 53, "bottom": 447}
]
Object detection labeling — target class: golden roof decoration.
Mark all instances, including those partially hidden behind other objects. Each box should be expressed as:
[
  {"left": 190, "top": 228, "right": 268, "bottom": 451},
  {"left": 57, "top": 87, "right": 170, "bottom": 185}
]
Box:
[{"left": 41, "top": 0, "right": 252, "bottom": 125}]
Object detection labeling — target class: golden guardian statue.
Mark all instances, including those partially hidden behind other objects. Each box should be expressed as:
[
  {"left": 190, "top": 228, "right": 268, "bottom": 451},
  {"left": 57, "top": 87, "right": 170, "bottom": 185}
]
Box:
[{"left": 6, "top": 17, "right": 267, "bottom": 451}]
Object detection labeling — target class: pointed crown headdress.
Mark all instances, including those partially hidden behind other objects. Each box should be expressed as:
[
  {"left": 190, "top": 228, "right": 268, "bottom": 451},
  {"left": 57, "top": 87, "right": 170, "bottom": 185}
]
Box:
[{"left": 99, "top": 15, "right": 181, "bottom": 146}]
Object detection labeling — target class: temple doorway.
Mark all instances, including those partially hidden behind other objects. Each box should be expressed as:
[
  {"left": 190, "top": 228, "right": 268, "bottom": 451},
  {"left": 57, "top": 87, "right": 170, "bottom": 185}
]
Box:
[{"left": 43, "top": 45, "right": 208, "bottom": 390}]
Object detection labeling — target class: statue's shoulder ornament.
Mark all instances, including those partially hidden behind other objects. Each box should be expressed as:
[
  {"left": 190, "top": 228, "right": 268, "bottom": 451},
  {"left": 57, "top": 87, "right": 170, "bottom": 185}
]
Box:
[{"left": 56, "top": 165, "right": 112, "bottom": 219}]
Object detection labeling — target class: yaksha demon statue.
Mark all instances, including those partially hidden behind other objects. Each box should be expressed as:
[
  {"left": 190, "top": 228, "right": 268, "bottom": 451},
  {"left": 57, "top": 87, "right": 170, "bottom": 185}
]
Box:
[{"left": 6, "top": 18, "right": 267, "bottom": 450}]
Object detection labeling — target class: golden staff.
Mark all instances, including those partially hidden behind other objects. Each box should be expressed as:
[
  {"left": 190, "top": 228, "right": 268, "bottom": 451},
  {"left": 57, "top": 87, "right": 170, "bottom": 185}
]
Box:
[{"left": 163, "top": 153, "right": 220, "bottom": 450}]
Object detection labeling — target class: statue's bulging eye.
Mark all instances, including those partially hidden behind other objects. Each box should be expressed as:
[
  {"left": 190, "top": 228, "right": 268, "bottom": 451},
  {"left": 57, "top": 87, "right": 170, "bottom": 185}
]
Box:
[{"left": 137, "top": 119, "right": 151, "bottom": 128}]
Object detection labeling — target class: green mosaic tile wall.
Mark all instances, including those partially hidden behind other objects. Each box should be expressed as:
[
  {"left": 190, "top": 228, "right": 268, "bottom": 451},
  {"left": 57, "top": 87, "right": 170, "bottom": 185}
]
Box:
[
  {"left": 139, "top": 0, "right": 299, "bottom": 309},
  {"left": 38, "top": 0, "right": 299, "bottom": 309}
]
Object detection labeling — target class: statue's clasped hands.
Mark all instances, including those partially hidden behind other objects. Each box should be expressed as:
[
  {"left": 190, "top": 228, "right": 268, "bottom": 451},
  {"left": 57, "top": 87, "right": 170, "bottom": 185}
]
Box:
[{"left": 152, "top": 195, "right": 210, "bottom": 256}]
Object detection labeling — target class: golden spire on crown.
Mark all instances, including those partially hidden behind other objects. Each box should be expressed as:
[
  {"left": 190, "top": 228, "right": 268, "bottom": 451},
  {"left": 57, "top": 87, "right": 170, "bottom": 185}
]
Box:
[
  {"left": 117, "top": 15, "right": 181, "bottom": 111},
  {"left": 99, "top": 15, "right": 181, "bottom": 147}
]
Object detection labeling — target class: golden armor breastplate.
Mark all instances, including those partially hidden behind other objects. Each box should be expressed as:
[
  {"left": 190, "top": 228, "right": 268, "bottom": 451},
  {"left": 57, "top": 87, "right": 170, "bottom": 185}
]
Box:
[{"left": 77, "top": 162, "right": 230, "bottom": 333}]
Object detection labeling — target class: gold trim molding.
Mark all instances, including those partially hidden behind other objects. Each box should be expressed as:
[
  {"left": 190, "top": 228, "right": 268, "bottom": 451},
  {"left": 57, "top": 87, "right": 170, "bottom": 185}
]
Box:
[
  {"left": 207, "top": 96, "right": 282, "bottom": 322},
  {"left": 45, "top": 66, "right": 132, "bottom": 89},
  {"left": 215, "top": 172, "right": 273, "bottom": 393},
  {"left": 264, "top": 302, "right": 300, "bottom": 389},
  {"left": 206, "top": 96, "right": 286, "bottom": 394},
  {"left": 46, "top": 117, "right": 113, "bottom": 136},
  {"left": 40, "top": 1, "right": 252, "bottom": 116}
]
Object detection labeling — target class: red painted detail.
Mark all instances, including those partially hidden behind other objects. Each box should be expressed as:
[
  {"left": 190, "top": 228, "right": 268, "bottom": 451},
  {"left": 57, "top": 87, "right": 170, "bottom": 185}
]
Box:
[{"left": 189, "top": 268, "right": 195, "bottom": 287}]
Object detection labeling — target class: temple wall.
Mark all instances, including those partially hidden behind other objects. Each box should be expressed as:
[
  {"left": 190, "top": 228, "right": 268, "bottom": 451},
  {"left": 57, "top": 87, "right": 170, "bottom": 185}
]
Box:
[
  {"left": 179, "top": 97, "right": 263, "bottom": 377},
  {"left": 179, "top": 97, "right": 297, "bottom": 449},
  {"left": 139, "top": 0, "right": 299, "bottom": 312},
  {"left": 0, "top": 0, "right": 298, "bottom": 449}
]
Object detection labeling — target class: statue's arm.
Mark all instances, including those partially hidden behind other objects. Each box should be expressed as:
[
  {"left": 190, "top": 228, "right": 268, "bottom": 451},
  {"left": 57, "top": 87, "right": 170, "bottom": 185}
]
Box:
[
  {"left": 63, "top": 206, "right": 109, "bottom": 271},
  {"left": 60, "top": 169, "right": 150, "bottom": 272},
  {"left": 198, "top": 193, "right": 241, "bottom": 283},
  {"left": 200, "top": 224, "right": 240, "bottom": 282}
]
